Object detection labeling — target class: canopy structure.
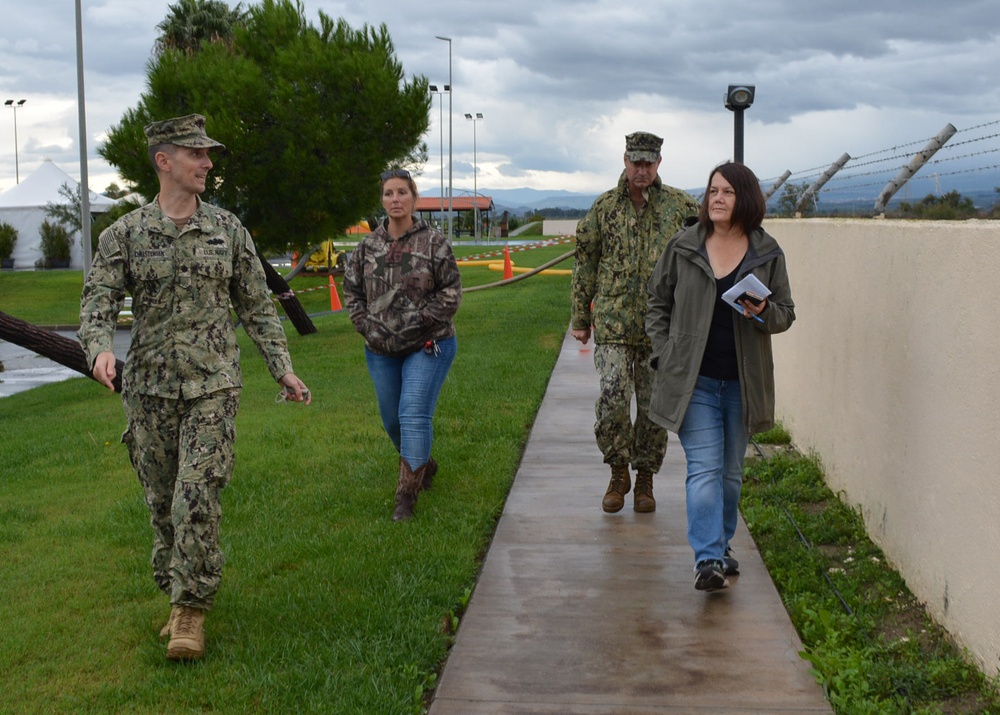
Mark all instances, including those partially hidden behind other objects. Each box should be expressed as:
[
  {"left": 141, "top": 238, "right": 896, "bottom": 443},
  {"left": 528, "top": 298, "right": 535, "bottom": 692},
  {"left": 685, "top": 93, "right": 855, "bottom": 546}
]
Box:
[
  {"left": 0, "top": 159, "right": 119, "bottom": 270},
  {"left": 415, "top": 195, "right": 495, "bottom": 239}
]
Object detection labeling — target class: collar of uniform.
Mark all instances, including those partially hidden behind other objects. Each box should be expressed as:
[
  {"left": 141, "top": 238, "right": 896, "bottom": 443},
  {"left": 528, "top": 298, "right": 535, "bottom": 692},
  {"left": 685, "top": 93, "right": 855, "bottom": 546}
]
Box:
[
  {"left": 616, "top": 171, "right": 663, "bottom": 196},
  {"left": 146, "top": 195, "right": 211, "bottom": 235}
]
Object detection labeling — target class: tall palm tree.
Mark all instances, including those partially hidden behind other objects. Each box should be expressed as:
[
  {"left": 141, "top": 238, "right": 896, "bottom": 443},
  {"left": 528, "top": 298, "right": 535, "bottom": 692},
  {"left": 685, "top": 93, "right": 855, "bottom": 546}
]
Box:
[{"left": 155, "top": 0, "right": 246, "bottom": 55}]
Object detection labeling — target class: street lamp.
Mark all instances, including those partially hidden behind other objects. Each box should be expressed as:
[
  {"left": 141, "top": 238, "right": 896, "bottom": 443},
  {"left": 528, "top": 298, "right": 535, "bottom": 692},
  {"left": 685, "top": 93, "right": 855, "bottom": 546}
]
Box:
[
  {"left": 429, "top": 84, "right": 450, "bottom": 231},
  {"left": 4, "top": 99, "right": 26, "bottom": 184},
  {"left": 435, "top": 36, "right": 453, "bottom": 242},
  {"left": 724, "top": 84, "right": 755, "bottom": 163},
  {"left": 464, "top": 112, "right": 483, "bottom": 242},
  {"left": 76, "top": 0, "right": 93, "bottom": 276}
]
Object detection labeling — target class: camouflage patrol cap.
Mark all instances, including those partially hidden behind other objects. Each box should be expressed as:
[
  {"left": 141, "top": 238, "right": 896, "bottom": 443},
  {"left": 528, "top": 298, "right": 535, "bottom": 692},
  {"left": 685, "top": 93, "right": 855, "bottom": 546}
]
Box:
[
  {"left": 144, "top": 114, "right": 226, "bottom": 150},
  {"left": 624, "top": 131, "right": 663, "bottom": 163}
]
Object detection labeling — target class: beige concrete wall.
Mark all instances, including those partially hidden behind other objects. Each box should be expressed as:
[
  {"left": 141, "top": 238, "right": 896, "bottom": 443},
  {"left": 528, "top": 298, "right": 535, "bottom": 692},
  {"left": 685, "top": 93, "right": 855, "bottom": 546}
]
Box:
[
  {"left": 765, "top": 218, "right": 1000, "bottom": 676},
  {"left": 542, "top": 219, "right": 579, "bottom": 237}
]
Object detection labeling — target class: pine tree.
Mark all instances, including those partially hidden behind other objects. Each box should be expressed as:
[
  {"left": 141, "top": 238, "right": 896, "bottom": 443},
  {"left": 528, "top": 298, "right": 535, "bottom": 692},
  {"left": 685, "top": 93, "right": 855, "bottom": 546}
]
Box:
[{"left": 100, "top": 0, "right": 430, "bottom": 256}]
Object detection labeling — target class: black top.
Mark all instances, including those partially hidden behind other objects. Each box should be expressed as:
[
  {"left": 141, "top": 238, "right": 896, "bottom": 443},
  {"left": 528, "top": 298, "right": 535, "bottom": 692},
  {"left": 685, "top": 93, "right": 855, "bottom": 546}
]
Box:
[{"left": 698, "top": 263, "right": 740, "bottom": 380}]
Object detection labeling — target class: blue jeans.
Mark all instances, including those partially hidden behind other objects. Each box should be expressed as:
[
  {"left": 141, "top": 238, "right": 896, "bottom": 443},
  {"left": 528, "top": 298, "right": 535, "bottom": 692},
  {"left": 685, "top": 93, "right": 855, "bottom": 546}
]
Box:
[
  {"left": 364, "top": 336, "right": 457, "bottom": 469},
  {"left": 677, "top": 375, "right": 749, "bottom": 566}
]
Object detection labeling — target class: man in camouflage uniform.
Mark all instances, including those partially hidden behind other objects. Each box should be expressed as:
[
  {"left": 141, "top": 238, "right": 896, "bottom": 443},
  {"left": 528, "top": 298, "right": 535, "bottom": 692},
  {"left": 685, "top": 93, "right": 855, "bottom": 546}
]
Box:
[
  {"left": 571, "top": 132, "right": 699, "bottom": 513},
  {"left": 79, "top": 114, "right": 310, "bottom": 660}
]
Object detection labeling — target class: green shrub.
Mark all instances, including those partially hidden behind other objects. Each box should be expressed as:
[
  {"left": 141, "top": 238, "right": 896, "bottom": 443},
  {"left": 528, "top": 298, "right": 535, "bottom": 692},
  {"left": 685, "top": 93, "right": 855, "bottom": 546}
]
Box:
[
  {"left": 36, "top": 220, "right": 74, "bottom": 268},
  {"left": 0, "top": 221, "right": 17, "bottom": 260}
]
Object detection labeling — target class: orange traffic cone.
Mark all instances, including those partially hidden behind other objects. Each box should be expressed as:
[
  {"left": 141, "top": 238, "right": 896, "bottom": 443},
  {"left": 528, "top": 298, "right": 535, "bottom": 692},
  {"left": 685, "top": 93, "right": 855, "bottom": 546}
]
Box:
[
  {"left": 502, "top": 245, "right": 514, "bottom": 280},
  {"left": 329, "top": 274, "right": 342, "bottom": 311}
]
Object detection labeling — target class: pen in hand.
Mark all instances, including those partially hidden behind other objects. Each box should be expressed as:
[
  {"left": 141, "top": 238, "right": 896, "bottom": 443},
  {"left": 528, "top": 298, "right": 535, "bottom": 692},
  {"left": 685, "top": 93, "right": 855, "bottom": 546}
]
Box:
[{"left": 738, "top": 300, "right": 765, "bottom": 323}]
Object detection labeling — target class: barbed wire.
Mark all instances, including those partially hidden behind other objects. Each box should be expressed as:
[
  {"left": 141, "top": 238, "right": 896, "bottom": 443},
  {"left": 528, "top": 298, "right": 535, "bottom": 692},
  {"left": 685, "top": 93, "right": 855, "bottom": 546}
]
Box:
[
  {"left": 760, "top": 120, "right": 1000, "bottom": 205},
  {"left": 761, "top": 121, "right": 1000, "bottom": 182},
  {"left": 954, "top": 118, "right": 1000, "bottom": 134}
]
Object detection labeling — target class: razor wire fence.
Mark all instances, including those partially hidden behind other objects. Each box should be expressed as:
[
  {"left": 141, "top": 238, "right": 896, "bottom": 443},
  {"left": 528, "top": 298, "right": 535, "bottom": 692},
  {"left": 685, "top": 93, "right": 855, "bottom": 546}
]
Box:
[{"left": 758, "top": 119, "right": 1000, "bottom": 216}]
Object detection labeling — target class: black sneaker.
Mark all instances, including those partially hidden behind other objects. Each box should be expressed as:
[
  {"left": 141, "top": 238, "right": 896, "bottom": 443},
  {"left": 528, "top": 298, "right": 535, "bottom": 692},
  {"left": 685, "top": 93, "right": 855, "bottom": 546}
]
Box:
[
  {"left": 723, "top": 547, "right": 740, "bottom": 576},
  {"left": 694, "top": 560, "right": 729, "bottom": 591}
]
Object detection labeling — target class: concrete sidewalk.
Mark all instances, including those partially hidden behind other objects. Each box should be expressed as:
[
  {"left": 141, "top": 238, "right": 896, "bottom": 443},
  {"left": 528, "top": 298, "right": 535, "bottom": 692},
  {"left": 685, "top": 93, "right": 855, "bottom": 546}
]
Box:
[{"left": 429, "top": 330, "right": 832, "bottom": 714}]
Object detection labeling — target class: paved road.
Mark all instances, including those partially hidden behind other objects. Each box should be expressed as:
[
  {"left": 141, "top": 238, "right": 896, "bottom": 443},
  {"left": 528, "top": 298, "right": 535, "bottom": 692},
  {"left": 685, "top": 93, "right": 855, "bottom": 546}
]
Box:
[{"left": 0, "top": 329, "right": 130, "bottom": 398}]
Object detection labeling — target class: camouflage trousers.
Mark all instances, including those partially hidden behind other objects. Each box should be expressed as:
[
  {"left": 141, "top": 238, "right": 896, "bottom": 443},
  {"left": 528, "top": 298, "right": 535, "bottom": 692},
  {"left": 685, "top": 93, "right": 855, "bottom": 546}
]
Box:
[
  {"left": 121, "top": 388, "right": 240, "bottom": 610},
  {"left": 593, "top": 343, "right": 668, "bottom": 473}
]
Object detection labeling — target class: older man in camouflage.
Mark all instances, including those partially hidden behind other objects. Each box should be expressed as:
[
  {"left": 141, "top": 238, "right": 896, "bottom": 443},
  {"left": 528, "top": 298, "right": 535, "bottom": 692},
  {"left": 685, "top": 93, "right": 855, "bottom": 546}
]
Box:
[
  {"left": 79, "top": 114, "right": 310, "bottom": 660},
  {"left": 571, "top": 132, "right": 699, "bottom": 514}
]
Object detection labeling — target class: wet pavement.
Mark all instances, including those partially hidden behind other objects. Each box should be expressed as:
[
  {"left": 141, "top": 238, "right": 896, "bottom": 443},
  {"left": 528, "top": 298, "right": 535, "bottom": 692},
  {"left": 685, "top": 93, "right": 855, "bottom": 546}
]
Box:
[
  {"left": 428, "top": 330, "right": 832, "bottom": 714},
  {"left": 0, "top": 329, "right": 130, "bottom": 398}
]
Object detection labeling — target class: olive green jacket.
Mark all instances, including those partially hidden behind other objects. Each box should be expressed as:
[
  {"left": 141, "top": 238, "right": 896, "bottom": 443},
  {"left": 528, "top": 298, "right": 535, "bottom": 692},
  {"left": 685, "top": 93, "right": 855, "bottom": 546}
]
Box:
[
  {"left": 571, "top": 173, "right": 698, "bottom": 346},
  {"left": 645, "top": 223, "right": 795, "bottom": 433}
]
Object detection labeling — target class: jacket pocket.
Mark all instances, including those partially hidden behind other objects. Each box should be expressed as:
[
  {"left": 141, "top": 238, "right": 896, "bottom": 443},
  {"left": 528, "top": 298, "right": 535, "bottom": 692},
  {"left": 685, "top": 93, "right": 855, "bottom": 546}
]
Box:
[
  {"left": 133, "top": 258, "right": 174, "bottom": 308},
  {"left": 191, "top": 258, "right": 234, "bottom": 308}
]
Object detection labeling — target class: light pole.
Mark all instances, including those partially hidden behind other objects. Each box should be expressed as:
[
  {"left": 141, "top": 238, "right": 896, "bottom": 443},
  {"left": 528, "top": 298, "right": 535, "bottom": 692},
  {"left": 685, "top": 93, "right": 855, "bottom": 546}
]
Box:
[
  {"left": 4, "top": 99, "right": 26, "bottom": 184},
  {"left": 435, "top": 36, "right": 453, "bottom": 242},
  {"left": 464, "top": 112, "right": 483, "bottom": 242},
  {"left": 76, "top": 0, "right": 93, "bottom": 275},
  {"left": 724, "top": 85, "right": 755, "bottom": 163},
  {"left": 429, "top": 84, "right": 450, "bottom": 231}
]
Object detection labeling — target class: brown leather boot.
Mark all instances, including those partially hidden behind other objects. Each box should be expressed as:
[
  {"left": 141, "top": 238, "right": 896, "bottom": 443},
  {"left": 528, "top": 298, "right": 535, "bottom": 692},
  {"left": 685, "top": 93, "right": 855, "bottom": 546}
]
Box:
[
  {"left": 420, "top": 457, "right": 438, "bottom": 492},
  {"left": 393, "top": 458, "right": 427, "bottom": 521},
  {"left": 633, "top": 470, "right": 656, "bottom": 513},
  {"left": 166, "top": 606, "right": 206, "bottom": 660},
  {"left": 601, "top": 464, "right": 631, "bottom": 513}
]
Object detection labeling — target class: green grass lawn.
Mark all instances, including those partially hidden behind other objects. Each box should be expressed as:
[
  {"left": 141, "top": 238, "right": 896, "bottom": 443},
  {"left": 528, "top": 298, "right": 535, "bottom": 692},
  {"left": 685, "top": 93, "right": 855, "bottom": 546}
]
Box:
[
  {"left": 0, "top": 241, "right": 573, "bottom": 714},
  {"left": 0, "top": 240, "right": 574, "bottom": 326},
  {"left": 743, "top": 445, "right": 1000, "bottom": 714},
  {"left": 4, "top": 238, "right": 997, "bottom": 714}
]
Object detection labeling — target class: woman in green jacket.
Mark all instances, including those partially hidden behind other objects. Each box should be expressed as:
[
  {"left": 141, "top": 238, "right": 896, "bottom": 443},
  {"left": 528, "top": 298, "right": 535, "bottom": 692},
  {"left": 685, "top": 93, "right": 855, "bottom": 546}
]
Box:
[{"left": 646, "top": 162, "right": 795, "bottom": 591}]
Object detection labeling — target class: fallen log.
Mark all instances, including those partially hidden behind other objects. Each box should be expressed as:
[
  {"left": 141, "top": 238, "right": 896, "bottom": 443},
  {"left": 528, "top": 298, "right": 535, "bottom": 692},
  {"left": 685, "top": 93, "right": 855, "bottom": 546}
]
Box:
[
  {"left": 0, "top": 311, "right": 125, "bottom": 393},
  {"left": 257, "top": 250, "right": 317, "bottom": 336}
]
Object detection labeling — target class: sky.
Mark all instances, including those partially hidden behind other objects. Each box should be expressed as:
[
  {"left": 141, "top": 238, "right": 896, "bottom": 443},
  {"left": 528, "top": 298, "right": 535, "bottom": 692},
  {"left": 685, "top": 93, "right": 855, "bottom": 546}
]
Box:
[{"left": 0, "top": 0, "right": 998, "bottom": 201}]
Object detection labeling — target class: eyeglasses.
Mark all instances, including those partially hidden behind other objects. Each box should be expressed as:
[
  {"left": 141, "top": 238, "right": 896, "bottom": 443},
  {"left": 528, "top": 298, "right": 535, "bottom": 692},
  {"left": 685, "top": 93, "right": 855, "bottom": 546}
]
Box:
[{"left": 380, "top": 169, "right": 411, "bottom": 180}]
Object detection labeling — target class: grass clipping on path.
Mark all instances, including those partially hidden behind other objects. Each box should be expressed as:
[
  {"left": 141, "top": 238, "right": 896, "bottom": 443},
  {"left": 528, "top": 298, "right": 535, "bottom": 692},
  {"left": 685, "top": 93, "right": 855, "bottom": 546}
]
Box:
[
  {"left": 741, "top": 442, "right": 1000, "bottom": 715},
  {"left": 0, "top": 270, "right": 571, "bottom": 715}
]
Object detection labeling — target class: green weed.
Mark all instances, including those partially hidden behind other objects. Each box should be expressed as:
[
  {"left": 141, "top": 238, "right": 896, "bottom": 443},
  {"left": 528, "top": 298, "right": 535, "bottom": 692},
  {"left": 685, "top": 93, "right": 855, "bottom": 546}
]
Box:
[{"left": 742, "top": 444, "right": 1000, "bottom": 714}]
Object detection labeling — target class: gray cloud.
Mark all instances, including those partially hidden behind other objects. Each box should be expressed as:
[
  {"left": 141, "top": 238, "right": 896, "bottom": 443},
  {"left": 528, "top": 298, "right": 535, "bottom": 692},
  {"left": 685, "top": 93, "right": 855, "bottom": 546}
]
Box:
[{"left": 0, "top": 0, "right": 997, "bottom": 196}]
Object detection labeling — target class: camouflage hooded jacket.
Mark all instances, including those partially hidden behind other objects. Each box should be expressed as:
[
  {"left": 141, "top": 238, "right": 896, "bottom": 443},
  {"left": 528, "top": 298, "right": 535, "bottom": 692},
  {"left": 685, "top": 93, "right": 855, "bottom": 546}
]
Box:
[
  {"left": 343, "top": 218, "right": 461, "bottom": 356},
  {"left": 571, "top": 172, "right": 698, "bottom": 346},
  {"left": 78, "top": 197, "right": 293, "bottom": 399}
]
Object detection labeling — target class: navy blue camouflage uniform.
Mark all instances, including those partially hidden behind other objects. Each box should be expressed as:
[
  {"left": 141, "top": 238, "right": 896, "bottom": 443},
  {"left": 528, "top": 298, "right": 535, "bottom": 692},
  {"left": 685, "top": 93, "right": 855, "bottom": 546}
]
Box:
[
  {"left": 571, "top": 168, "right": 698, "bottom": 473},
  {"left": 79, "top": 197, "right": 295, "bottom": 609}
]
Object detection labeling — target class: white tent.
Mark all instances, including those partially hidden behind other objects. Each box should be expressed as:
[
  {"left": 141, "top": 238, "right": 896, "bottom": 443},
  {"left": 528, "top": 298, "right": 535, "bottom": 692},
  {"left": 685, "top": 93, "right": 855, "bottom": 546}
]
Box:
[{"left": 0, "top": 159, "right": 118, "bottom": 270}]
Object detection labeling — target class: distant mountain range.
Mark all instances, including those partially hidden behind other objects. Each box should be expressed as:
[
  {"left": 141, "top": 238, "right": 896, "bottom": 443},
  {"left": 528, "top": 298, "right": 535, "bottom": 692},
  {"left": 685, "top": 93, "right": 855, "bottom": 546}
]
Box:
[
  {"left": 422, "top": 172, "right": 998, "bottom": 217},
  {"left": 421, "top": 187, "right": 599, "bottom": 215}
]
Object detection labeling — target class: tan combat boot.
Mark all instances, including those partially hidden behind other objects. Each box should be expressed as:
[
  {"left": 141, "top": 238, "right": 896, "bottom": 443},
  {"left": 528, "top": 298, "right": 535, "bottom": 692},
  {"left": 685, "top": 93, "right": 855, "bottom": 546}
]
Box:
[
  {"left": 166, "top": 606, "right": 206, "bottom": 660},
  {"left": 633, "top": 470, "right": 656, "bottom": 513},
  {"left": 159, "top": 607, "right": 178, "bottom": 638},
  {"left": 601, "top": 464, "right": 631, "bottom": 513}
]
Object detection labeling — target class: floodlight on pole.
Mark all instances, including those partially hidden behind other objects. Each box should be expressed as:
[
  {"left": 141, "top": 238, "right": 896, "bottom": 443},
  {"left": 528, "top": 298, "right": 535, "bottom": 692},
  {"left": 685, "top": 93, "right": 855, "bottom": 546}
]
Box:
[
  {"left": 429, "top": 84, "right": 450, "bottom": 230},
  {"left": 465, "top": 112, "right": 483, "bottom": 242},
  {"left": 435, "top": 36, "right": 453, "bottom": 242},
  {"left": 4, "top": 99, "right": 26, "bottom": 184},
  {"left": 724, "top": 84, "right": 755, "bottom": 164}
]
